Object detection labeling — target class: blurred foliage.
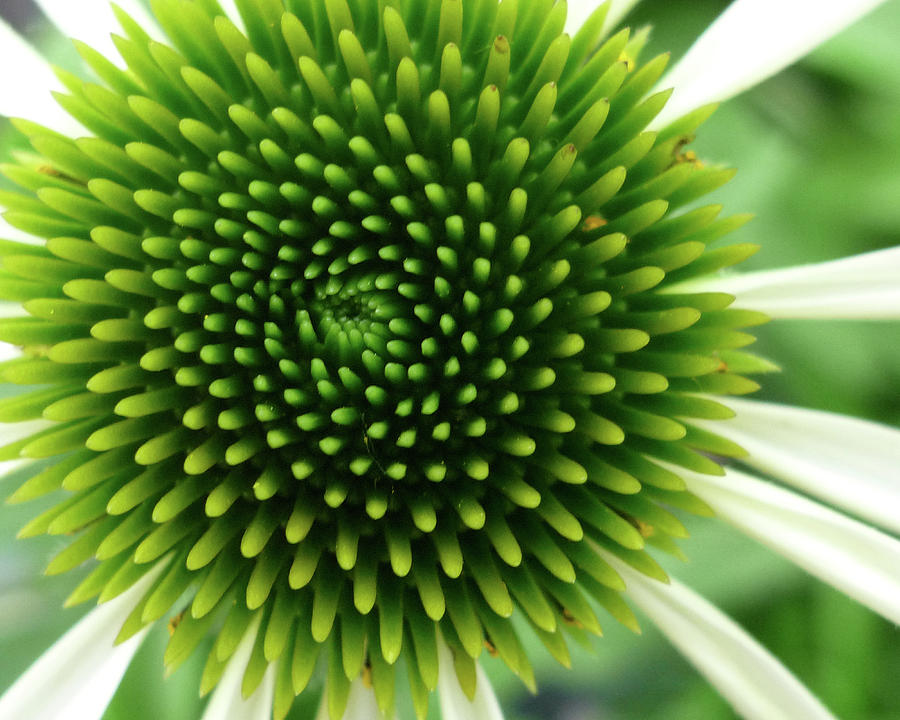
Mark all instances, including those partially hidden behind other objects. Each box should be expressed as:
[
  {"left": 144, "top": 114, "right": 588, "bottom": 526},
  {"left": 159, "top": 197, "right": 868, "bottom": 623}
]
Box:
[{"left": 1, "top": 1, "right": 899, "bottom": 719}]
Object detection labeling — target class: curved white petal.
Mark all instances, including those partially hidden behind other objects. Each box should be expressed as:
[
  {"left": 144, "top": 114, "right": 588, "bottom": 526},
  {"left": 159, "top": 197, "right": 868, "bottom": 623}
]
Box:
[
  {"left": 0, "top": 302, "right": 30, "bottom": 320},
  {"left": 565, "top": 0, "right": 642, "bottom": 36},
  {"left": 701, "top": 398, "right": 900, "bottom": 535},
  {"left": 0, "top": 418, "right": 56, "bottom": 446},
  {"left": 0, "top": 458, "right": 31, "bottom": 484},
  {"left": 201, "top": 616, "right": 273, "bottom": 720},
  {"left": 603, "top": 0, "right": 642, "bottom": 33},
  {"left": 684, "top": 467, "right": 900, "bottom": 627},
  {"left": 341, "top": 679, "right": 379, "bottom": 720},
  {"left": 0, "top": 18, "right": 81, "bottom": 135},
  {"left": 0, "top": 563, "right": 164, "bottom": 720},
  {"left": 673, "top": 246, "right": 900, "bottom": 319},
  {"left": 314, "top": 677, "right": 394, "bottom": 720},
  {"left": 0, "top": 341, "right": 21, "bottom": 364},
  {"left": 609, "top": 558, "right": 835, "bottom": 720},
  {"left": 652, "top": 0, "right": 890, "bottom": 128},
  {"left": 215, "top": 0, "right": 244, "bottom": 27},
  {"left": 437, "top": 637, "right": 504, "bottom": 720},
  {"left": 35, "top": 0, "right": 162, "bottom": 62},
  {"left": 0, "top": 214, "right": 43, "bottom": 246}
]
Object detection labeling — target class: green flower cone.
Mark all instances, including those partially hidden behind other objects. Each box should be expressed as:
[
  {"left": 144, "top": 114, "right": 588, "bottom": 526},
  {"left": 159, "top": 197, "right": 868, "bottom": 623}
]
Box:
[{"left": 0, "top": 1, "right": 770, "bottom": 717}]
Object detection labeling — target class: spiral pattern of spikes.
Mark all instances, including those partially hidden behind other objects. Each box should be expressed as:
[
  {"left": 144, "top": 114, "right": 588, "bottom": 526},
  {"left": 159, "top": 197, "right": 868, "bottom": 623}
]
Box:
[{"left": 0, "top": 0, "right": 771, "bottom": 717}]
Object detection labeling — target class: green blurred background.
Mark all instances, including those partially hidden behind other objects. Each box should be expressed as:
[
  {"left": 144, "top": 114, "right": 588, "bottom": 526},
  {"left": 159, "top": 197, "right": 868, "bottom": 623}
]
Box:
[{"left": 1, "top": 1, "right": 899, "bottom": 718}]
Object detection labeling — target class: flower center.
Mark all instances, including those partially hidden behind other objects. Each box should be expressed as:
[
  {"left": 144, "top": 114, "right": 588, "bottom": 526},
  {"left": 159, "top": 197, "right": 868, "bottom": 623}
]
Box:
[{"left": 0, "top": 1, "right": 768, "bottom": 717}]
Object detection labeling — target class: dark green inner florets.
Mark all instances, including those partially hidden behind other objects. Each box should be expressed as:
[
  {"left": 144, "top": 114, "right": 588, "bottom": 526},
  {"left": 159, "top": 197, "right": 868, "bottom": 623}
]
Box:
[{"left": 0, "top": 1, "right": 769, "bottom": 717}]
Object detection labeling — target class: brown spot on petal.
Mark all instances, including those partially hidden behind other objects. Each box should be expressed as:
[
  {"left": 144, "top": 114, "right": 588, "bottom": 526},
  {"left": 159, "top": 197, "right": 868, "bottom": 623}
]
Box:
[
  {"left": 676, "top": 149, "right": 704, "bottom": 168},
  {"left": 617, "top": 52, "right": 635, "bottom": 72},
  {"left": 167, "top": 608, "right": 186, "bottom": 635},
  {"left": 582, "top": 215, "right": 607, "bottom": 232}
]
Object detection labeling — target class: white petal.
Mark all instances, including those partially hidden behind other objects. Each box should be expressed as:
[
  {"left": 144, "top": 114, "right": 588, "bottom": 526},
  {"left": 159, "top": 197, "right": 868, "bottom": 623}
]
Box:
[
  {"left": 314, "top": 677, "right": 397, "bottom": 720},
  {"left": 437, "top": 637, "right": 504, "bottom": 720},
  {"left": 608, "top": 558, "right": 835, "bottom": 720},
  {"left": 603, "top": 0, "right": 642, "bottom": 33},
  {"left": 684, "top": 467, "right": 900, "bottom": 627},
  {"left": 565, "top": 0, "right": 642, "bottom": 36},
  {"left": 201, "top": 616, "right": 274, "bottom": 720},
  {"left": 216, "top": 0, "right": 245, "bottom": 27},
  {"left": 671, "top": 246, "right": 900, "bottom": 319},
  {"left": 0, "top": 563, "right": 164, "bottom": 720},
  {"left": 0, "top": 341, "right": 21, "bottom": 364},
  {"left": 0, "top": 418, "right": 56, "bottom": 447},
  {"left": 341, "top": 680, "right": 379, "bottom": 720},
  {"left": 0, "top": 459, "right": 31, "bottom": 484},
  {"left": 0, "top": 213, "right": 43, "bottom": 246},
  {"left": 0, "top": 18, "right": 82, "bottom": 135},
  {"left": 35, "top": 0, "right": 162, "bottom": 62},
  {"left": 652, "top": 0, "right": 890, "bottom": 128},
  {"left": 0, "top": 303, "right": 30, "bottom": 319},
  {"left": 700, "top": 398, "right": 900, "bottom": 535}
]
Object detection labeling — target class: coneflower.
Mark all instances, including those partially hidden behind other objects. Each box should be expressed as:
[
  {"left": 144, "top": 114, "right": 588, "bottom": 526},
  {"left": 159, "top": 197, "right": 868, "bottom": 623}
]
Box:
[{"left": 0, "top": 1, "right": 897, "bottom": 719}]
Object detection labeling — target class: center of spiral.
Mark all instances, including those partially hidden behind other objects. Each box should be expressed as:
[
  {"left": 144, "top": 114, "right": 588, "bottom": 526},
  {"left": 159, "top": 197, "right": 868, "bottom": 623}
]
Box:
[{"left": 307, "top": 282, "right": 385, "bottom": 335}]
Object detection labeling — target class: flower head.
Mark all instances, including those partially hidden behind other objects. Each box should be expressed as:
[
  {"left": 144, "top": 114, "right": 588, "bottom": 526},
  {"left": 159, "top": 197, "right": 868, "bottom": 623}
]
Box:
[{"left": 0, "top": 1, "right": 898, "bottom": 719}]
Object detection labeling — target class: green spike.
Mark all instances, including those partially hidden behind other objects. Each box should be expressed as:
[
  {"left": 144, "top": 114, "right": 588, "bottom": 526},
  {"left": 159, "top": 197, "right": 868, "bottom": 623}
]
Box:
[
  {"left": 290, "top": 609, "right": 321, "bottom": 694},
  {"left": 442, "top": 579, "right": 484, "bottom": 659}
]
